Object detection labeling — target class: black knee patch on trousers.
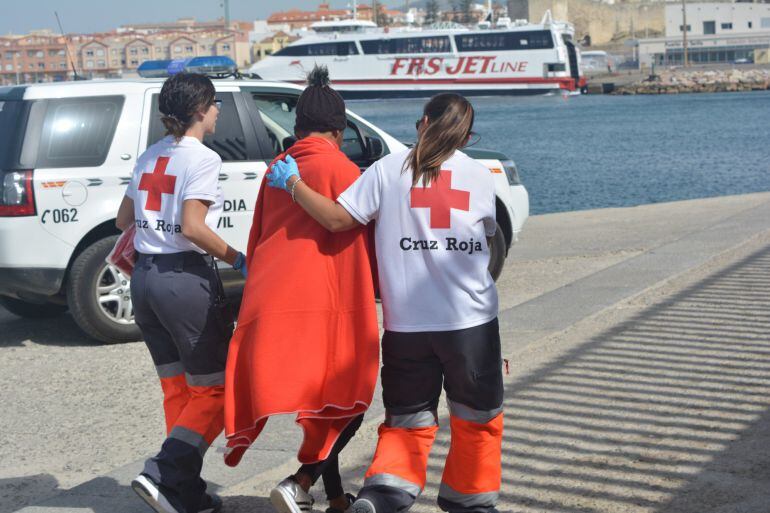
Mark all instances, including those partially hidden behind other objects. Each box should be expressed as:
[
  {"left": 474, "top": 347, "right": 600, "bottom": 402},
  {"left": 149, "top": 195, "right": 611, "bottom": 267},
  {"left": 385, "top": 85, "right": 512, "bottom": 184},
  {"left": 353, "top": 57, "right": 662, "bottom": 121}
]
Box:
[{"left": 381, "top": 318, "right": 503, "bottom": 415}]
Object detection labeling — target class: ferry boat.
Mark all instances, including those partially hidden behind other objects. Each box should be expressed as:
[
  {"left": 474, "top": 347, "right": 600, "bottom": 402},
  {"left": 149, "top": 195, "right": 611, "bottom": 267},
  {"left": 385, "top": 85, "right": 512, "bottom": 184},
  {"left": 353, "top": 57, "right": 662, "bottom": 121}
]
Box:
[{"left": 248, "top": 12, "right": 586, "bottom": 98}]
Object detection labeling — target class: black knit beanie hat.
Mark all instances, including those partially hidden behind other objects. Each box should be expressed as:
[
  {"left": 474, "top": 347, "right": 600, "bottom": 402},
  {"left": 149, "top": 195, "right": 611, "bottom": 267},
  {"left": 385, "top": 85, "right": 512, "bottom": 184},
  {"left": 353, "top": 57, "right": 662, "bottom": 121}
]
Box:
[{"left": 294, "top": 66, "right": 347, "bottom": 134}]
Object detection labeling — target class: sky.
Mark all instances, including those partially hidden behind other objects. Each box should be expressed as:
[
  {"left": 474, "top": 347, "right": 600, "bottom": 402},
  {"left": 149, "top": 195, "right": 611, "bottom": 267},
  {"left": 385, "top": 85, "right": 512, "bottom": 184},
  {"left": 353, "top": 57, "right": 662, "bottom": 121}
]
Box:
[{"left": 0, "top": 0, "right": 407, "bottom": 35}]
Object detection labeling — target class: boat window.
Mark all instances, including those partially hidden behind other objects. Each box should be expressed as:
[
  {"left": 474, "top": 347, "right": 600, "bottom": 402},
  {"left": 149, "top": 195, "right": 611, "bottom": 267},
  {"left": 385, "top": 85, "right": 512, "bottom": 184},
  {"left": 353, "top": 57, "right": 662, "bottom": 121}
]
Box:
[
  {"left": 274, "top": 42, "right": 359, "bottom": 57},
  {"left": 455, "top": 30, "right": 554, "bottom": 52},
  {"left": 361, "top": 36, "right": 452, "bottom": 55}
]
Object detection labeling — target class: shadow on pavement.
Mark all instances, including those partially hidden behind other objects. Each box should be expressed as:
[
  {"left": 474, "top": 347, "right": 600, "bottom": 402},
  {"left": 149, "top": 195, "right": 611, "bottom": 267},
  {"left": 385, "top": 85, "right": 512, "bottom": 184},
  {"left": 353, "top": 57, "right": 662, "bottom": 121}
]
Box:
[
  {"left": 0, "top": 474, "right": 59, "bottom": 512},
  {"left": 408, "top": 245, "right": 770, "bottom": 512},
  {"left": 0, "top": 310, "right": 103, "bottom": 348},
  {"left": 0, "top": 472, "right": 274, "bottom": 513}
]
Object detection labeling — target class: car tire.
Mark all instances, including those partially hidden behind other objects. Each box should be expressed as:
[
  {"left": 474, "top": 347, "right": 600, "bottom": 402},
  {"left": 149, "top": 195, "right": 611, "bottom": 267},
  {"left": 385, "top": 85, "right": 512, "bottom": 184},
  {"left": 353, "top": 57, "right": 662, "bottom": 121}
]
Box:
[
  {"left": 66, "top": 235, "right": 142, "bottom": 344},
  {"left": 0, "top": 296, "right": 68, "bottom": 318},
  {"left": 488, "top": 223, "right": 507, "bottom": 282}
]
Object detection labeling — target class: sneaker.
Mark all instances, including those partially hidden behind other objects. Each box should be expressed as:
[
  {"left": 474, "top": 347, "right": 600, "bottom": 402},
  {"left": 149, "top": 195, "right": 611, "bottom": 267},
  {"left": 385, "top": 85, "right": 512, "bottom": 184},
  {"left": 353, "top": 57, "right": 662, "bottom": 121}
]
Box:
[
  {"left": 270, "top": 476, "right": 314, "bottom": 513},
  {"left": 131, "top": 474, "right": 183, "bottom": 513},
  {"left": 350, "top": 498, "right": 376, "bottom": 513},
  {"left": 198, "top": 492, "right": 223, "bottom": 513},
  {"left": 325, "top": 493, "right": 356, "bottom": 513}
]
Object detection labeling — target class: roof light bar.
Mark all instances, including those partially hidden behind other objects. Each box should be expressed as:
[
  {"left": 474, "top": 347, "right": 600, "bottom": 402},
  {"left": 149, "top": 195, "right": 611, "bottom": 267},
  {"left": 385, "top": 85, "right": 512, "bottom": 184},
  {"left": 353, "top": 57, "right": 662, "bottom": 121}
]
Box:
[{"left": 137, "top": 56, "right": 238, "bottom": 78}]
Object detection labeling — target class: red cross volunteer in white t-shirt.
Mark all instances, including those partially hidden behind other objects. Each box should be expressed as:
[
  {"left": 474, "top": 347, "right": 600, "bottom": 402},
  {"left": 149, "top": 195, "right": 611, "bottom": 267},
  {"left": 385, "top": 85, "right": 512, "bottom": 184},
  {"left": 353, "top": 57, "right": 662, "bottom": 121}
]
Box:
[
  {"left": 114, "top": 72, "right": 245, "bottom": 513},
  {"left": 267, "top": 93, "right": 505, "bottom": 513}
]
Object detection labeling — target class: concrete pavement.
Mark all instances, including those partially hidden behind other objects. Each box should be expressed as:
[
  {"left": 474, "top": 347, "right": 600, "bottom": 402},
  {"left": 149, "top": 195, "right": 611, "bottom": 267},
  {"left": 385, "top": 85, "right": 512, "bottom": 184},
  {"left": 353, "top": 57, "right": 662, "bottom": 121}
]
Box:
[{"left": 2, "top": 191, "right": 770, "bottom": 513}]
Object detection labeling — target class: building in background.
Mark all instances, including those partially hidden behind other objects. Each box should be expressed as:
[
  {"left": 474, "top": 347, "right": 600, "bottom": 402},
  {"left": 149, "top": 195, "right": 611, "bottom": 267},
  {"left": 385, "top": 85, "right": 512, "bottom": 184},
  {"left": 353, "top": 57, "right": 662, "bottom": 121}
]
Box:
[
  {"left": 528, "top": 0, "right": 665, "bottom": 46},
  {"left": 267, "top": 2, "right": 400, "bottom": 30},
  {"left": 637, "top": 2, "right": 770, "bottom": 67},
  {"left": 253, "top": 31, "right": 299, "bottom": 61},
  {"left": 0, "top": 31, "right": 77, "bottom": 84},
  {"left": 267, "top": 3, "right": 351, "bottom": 29},
  {"left": 0, "top": 18, "right": 252, "bottom": 84}
]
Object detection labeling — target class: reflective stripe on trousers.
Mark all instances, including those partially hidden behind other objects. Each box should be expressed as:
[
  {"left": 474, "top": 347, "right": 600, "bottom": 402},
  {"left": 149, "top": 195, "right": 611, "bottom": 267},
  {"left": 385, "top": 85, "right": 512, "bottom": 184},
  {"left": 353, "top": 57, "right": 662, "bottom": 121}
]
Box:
[
  {"left": 364, "top": 422, "right": 439, "bottom": 493},
  {"left": 155, "top": 362, "right": 226, "bottom": 446},
  {"left": 438, "top": 412, "right": 503, "bottom": 511},
  {"left": 359, "top": 320, "right": 504, "bottom": 513}
]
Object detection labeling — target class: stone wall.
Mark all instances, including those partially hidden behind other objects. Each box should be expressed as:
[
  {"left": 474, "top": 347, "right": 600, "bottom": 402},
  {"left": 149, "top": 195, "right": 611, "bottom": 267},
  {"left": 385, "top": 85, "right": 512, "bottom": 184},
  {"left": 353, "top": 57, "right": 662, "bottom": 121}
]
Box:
[
  {"left": 528, "top": 0, "right": 665, "bottom": 45},
  {"left": 614, "top": 68, "right": 770, "bottom": 94}
]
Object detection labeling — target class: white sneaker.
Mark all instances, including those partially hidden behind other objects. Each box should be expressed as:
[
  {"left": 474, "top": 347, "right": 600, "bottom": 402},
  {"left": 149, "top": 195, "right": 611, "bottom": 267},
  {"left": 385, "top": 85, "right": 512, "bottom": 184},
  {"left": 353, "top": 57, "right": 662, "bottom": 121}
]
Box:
[
  {"left": 131, "top": 474, "right": 182, "bottom": 513},
  {"left": 270, "top": 476, "right": 315, "bottom": 513},
  {"left": 350, "top": 498, "right": 376, "bottom": 513}
]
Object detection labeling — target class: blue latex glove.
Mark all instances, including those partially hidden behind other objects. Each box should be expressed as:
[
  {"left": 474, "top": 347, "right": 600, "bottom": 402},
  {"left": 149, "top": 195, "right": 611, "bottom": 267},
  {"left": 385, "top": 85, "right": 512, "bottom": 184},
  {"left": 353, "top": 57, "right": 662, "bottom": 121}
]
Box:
[
  {"left": 267, "top": 154, "right": 300, "bottom": 192},
  {"left": 233, "top": 251, "right": 247, "bottom": 279}
]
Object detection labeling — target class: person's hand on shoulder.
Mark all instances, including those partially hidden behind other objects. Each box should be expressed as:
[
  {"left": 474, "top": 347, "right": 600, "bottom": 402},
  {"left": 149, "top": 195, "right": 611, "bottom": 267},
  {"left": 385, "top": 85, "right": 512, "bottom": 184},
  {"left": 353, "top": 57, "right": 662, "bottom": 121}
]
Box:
[{"left": 267, "top": 155, "right": 300, "bottom": 192}]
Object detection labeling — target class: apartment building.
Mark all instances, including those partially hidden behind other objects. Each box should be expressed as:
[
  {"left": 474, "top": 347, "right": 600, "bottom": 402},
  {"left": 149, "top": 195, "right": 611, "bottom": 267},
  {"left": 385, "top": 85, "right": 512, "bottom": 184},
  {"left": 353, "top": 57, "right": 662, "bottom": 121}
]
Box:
[
  {"left": 0, "top": 31, "right": 77, "bottom": 85},
  {"left": 75, "top": 28, "right": 250, "bottom": 79},
  {"left": 0, "top": 21, "right": 251, "bottom": 85},
  {"left": 267, "top": 2, "right": 400, "bottom": 29}
]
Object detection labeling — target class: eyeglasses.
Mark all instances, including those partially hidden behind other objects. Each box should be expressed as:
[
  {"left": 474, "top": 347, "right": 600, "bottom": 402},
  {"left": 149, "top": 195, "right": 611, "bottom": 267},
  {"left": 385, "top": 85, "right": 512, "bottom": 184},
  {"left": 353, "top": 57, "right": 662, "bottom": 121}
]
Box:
[
  {"left": 212, "top": 99, "right": 223, "bottom": 109},
  {"left": 465, "top": 131, "right": 481, "bottom": 147}
]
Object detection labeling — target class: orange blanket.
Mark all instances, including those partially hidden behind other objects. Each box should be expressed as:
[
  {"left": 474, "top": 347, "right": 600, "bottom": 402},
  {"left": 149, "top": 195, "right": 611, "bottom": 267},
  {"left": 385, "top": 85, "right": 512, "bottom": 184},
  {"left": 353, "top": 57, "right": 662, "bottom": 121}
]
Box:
[{"left": 224, "top": 136, "right": 379, "bottom": 466}]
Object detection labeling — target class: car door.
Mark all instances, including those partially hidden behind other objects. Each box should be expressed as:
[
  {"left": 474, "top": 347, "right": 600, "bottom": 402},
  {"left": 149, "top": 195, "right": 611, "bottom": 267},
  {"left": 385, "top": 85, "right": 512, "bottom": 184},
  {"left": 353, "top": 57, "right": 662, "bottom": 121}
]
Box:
[
  {"left": 238, "top": 86, "right": 389, "bottom": 171},
  {"left": 140, "top": 87, "right": 266, "bottom": 254}
]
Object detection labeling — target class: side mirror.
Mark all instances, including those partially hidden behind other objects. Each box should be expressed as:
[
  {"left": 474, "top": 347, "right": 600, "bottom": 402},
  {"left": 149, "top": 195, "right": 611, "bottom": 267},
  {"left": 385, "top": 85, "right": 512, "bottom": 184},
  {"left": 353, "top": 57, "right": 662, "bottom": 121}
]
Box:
[{"left": 366, "top": 137, "right": 385, "bottom": 160}]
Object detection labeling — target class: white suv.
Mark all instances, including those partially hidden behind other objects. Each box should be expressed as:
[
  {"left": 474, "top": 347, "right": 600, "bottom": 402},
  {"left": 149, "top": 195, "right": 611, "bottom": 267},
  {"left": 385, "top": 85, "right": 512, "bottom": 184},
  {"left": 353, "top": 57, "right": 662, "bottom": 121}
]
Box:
[{"left": 0, "top": 78, "right": 529, "bottom": 343}]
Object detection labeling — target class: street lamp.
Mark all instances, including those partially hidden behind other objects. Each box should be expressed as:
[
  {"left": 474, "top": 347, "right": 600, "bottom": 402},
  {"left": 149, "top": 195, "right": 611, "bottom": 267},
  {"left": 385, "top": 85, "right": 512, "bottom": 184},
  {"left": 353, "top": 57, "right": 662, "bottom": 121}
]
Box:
[{"left": 682, "top": 0, "right": 688, "bottom": 67}]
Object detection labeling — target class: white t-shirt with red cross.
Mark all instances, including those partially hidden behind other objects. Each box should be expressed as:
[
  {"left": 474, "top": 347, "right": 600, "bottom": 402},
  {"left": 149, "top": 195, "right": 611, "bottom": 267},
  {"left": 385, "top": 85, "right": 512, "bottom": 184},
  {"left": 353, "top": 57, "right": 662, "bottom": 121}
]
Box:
[
  {"left": 125, "top": 136, "right": 223, "bottom": 254},
  {"left": 338, "top": 149, "right": 498, "bottom": 332}
]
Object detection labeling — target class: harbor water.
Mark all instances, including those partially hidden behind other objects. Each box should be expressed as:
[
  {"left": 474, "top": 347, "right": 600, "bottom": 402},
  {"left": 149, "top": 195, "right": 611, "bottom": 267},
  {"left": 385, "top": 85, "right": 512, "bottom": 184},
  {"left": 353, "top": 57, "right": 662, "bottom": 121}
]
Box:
[{"left": 350, "top": 91, "right": 770, "bottom": 215}]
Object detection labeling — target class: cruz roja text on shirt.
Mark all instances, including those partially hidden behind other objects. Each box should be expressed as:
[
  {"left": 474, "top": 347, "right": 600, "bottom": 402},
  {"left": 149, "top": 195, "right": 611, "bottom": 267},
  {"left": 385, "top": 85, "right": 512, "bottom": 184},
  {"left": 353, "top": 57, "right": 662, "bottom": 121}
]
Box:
[{"left": 399, "top": 237, "right": 484, "bottom": 255}]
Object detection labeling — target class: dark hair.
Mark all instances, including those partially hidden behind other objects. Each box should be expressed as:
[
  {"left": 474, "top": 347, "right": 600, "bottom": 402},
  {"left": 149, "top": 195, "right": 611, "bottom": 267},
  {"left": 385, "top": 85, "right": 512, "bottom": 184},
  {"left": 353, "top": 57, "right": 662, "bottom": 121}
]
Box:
[
  {"left": 404, "top": 93, "right": 474, "bottom": 187},
  {"left": 158, "top": 73, "right": 216, "bottom": 141},
  {"left": 294, "top": 65, "right": 347, "bottom": 134}
]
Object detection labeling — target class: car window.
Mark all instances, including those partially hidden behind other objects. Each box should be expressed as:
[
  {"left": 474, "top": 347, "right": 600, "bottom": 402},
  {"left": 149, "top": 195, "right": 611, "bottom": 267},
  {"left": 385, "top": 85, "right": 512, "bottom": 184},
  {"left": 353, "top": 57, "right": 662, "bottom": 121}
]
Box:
[
  {"left": 148, "top": 92, "right": 248, "bottom": 161},
  {"left": 20, "top": 96, "right": 124, "bottom": 168},
  {"left": 0, "top": 100, "right": 27, "bottom": 168},
  {"left": 247, "top": 91, "right": 385, "bottom": 167},
  {"left": 341, "top": 124, "right": 366, "bottom": 160},
  {"left": 249, "top": 94, "right": 297, "bottom": 155}
]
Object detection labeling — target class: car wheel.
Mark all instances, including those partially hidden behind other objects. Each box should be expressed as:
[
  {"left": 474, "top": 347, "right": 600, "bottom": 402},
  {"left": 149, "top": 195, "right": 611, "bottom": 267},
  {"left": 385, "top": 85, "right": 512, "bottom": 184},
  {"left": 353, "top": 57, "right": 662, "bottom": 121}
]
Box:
[
  {"left": 67, "top": 235, "right": 142, "bottom": 344},
  {"left": 0, "top": 296, "right": 68, "bottom": 318},
  {"left": 488, "top": 222, "right": 507, "bottom": 281}
]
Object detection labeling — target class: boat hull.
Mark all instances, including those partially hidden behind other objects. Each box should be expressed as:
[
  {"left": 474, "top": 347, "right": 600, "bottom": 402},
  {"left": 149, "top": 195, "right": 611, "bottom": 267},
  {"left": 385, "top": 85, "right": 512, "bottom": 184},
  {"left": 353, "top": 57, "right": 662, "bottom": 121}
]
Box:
[
  {"left": 339, "top": 87, "right": 554, "bottom": 99},
  {"left": 273, "top": 77, "right": 577, "bottom": 99}
]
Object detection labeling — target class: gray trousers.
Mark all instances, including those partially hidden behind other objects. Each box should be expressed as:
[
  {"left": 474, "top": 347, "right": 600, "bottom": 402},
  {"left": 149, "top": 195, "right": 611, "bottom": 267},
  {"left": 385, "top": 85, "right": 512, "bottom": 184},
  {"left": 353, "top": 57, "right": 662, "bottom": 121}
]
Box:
[{"left": 131, "top": 251, "right": 231, "bottom": 513}]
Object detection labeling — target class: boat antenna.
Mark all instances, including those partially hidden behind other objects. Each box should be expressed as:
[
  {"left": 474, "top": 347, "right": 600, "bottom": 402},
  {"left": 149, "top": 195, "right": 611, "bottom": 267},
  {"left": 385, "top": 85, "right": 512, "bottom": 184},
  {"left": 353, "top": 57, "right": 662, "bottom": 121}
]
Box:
[
  {"left": 352, "top": 1, "right": 357, "bottom": 20},
  {"left": 54, "top": 11, "right": 80, "bottom": 81}
]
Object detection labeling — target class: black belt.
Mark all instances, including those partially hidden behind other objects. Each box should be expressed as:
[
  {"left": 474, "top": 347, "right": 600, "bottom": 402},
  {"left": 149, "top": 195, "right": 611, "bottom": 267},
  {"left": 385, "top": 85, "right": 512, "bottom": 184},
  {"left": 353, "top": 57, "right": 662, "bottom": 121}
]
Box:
[{"left": 136, "top": 251, "right": 214, "bottom": 271}]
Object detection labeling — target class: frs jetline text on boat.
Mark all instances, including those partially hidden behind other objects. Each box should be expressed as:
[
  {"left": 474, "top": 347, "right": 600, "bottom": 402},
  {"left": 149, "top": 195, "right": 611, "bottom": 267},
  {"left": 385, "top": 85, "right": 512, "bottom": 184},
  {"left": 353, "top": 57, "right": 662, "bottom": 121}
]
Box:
[{"left": 248, "top": 13, "right": 586, "bottom": 99}]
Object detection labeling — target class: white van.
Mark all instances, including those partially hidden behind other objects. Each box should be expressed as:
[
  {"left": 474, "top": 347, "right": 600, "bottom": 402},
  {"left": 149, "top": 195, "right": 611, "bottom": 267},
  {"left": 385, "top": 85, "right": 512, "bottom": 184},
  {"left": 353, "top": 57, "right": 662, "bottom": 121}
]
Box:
[{"left": 0, "top": 78, "right": 528, "bottom": 343}]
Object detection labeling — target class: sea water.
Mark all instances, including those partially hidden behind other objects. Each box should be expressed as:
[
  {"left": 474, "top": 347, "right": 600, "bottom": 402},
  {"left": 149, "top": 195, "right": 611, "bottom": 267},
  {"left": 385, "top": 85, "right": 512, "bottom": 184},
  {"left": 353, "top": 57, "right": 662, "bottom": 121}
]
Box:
[{"left": 350, "top": 91, "right": 770, "bottom": 215}]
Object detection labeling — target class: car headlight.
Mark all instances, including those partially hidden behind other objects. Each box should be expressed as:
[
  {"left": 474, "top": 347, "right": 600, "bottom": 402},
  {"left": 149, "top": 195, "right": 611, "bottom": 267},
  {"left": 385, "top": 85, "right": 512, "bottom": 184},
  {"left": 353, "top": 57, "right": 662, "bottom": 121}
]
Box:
[{"left": 500, "top": 159, "right": 521, "bottom": 186}]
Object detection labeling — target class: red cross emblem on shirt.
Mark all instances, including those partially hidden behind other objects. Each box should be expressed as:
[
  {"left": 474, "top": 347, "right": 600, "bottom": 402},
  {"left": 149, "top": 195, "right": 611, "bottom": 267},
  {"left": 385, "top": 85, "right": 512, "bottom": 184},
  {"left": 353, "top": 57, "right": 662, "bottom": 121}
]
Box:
[
  {"left": 138, "top": 156, "right": 176, "bottom": 212},
  {"left": 410, "top": 170, "right": 470, "bottom": 229}
]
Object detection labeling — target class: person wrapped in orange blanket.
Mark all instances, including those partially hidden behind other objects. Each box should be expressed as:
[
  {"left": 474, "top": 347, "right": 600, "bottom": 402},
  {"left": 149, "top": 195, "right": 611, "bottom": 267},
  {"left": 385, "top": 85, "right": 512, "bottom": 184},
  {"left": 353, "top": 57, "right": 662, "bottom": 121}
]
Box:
[{"left": 223, "top": 66, "right": 379, "bottom": 513}]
